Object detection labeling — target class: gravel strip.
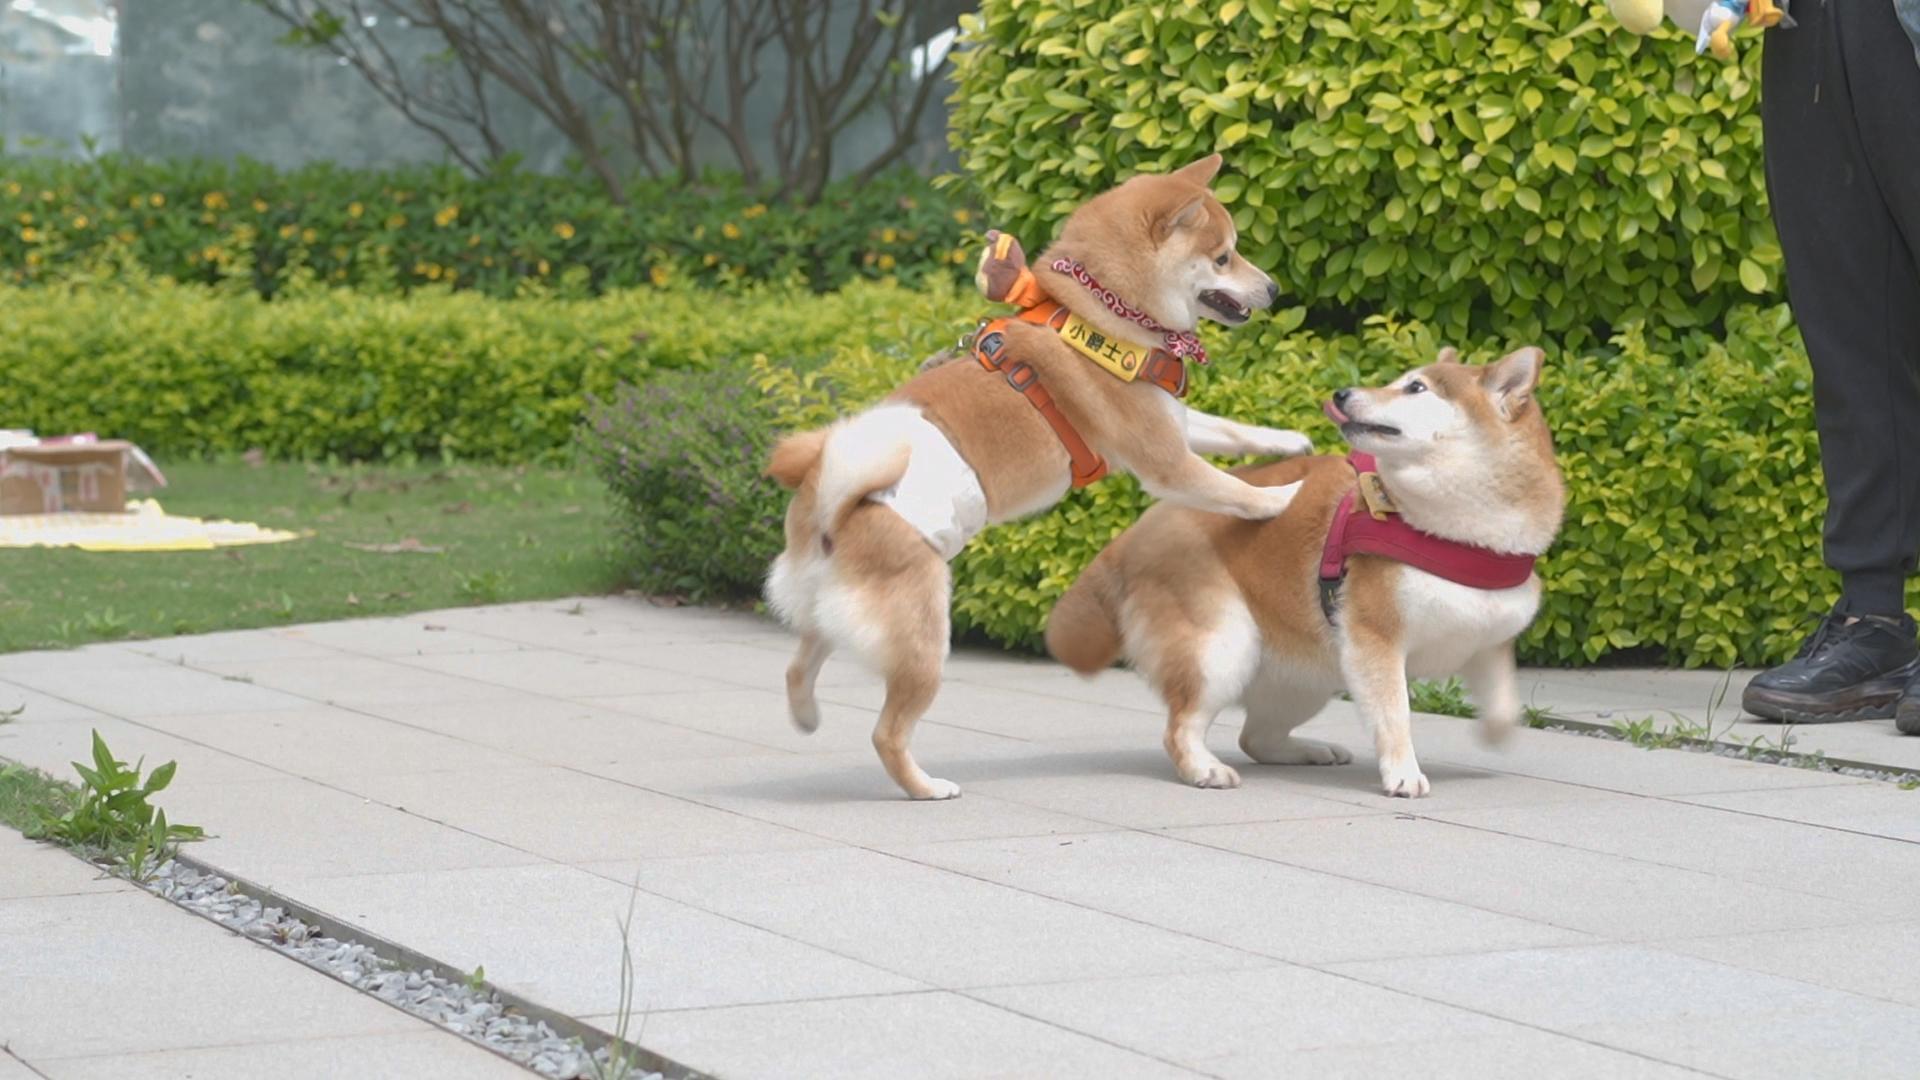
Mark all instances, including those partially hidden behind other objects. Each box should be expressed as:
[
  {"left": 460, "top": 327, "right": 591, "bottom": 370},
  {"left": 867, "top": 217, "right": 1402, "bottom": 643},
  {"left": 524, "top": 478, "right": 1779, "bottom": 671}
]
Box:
[
  {"left": 145, "top": 860, "right": 662, "bottom": 1080},
  {"left": 1543, "top": 722, "right": 1920, "bottom": 787}
]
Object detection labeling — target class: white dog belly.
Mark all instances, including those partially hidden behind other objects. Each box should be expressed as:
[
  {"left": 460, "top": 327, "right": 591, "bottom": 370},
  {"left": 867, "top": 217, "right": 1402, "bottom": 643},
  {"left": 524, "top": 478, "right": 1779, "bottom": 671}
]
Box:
[{"left": 1395, "top": 570, "right": 1541, "bottom": 677}]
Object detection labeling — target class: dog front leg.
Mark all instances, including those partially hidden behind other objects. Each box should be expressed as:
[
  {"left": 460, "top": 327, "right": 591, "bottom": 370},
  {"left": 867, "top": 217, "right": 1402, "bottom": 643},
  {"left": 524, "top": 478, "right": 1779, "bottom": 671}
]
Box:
[
  {"left": 1460, "top": 641, "right": 1522, "bottom": 746},
  {"left": 1341, "top": 634, "right": 1428, "bottom": 798},
  {"left": 1184, "top": 406, "right": 1314, "bottom": 458},
  {"left": 1129, "top": 449, "right": 1301, "bottom": 520}
]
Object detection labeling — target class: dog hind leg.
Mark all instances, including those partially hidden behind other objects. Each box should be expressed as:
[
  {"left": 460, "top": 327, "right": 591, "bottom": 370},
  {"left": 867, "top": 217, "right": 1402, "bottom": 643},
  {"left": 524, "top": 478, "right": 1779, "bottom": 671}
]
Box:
[
  {"left": 785, "top": 631, "right": 833, "bottom": 733},
  {"left": 1238, "top": 663, "right": 1347, "bottom": 765},
  {"left": 1154, "top": 600, "right": 1261, "bottom": 789}
]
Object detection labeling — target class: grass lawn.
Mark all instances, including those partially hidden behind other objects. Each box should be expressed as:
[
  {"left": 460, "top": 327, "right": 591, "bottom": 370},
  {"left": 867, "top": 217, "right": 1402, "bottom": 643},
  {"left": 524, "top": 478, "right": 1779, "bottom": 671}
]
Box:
[{"left": 0, "top": 460, "right": 623, "bottom": 653}]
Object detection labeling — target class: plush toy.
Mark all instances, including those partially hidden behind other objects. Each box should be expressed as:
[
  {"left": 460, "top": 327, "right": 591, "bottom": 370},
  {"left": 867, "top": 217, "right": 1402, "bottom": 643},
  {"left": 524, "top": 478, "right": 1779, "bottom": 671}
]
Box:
[
  {"left": 1606, "top": 0, "right": 1791, "bottom": 60},
  {"left": 920, "top": 229, "right": 1048, "bottom": 372}
]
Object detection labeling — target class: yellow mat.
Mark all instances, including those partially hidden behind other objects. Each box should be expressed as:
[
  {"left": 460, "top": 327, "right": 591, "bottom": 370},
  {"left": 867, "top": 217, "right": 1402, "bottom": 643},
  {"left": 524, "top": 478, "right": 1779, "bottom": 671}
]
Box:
[{"left": 0, "top": 499, "right": 302, "bottom": 552}]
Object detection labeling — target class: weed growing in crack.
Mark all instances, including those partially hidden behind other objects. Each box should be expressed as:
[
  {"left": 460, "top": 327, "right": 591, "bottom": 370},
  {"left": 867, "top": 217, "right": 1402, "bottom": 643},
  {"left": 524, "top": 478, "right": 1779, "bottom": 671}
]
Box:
[
  {"left": 35, "top": 730, "right": 205, "bottom": 879},
  {"left": 1409, "top": 677, "right": 1476, "bottom": 719},
  {"left": 595, "top": 874, "right": 651, "bottom": 1080},
  {"left": 0, "top": 703, "right": 21, "bottom": 725}
]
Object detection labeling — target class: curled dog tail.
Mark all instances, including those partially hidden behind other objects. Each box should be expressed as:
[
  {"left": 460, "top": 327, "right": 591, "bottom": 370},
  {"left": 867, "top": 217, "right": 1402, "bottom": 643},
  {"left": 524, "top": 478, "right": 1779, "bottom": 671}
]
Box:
[
  {"left": 1046, "top": 538, "right": 1129, "bottom": 676},
  {"left": 809, "top": 425, "right": 912, "bottom": 537}
]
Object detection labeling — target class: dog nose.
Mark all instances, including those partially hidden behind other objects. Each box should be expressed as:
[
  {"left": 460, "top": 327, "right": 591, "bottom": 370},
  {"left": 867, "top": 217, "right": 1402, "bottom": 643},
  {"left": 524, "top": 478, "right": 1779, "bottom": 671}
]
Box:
[
  {"left": 1333, "top": 388, "right": 1353, "bottom": 409},
  {"left": 1266, "top": 282, "right": 1280, "bottom": 306}
]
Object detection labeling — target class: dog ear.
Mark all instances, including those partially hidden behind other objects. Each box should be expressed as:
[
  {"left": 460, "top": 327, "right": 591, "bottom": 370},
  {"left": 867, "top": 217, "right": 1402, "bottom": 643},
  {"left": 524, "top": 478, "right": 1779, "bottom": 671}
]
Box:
[
  {"left": 1172, "top": 153, "right": 1223, "bottom": 187},
  {"left": 1485, "top": 347, "right": 1544, "bottom": 420},
  {"left": 1155, "top": 195, "right": 1208, "bottom": 239},
  {"left": 1435, "top": 346, "right": 1461, "bottom": 365}
]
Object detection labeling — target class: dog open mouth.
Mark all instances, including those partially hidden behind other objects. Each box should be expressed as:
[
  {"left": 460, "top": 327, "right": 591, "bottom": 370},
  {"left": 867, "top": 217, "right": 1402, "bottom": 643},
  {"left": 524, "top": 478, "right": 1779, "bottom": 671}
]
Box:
[
  {"left": 1198, "top": 289, "right": 1250, "bottom": 324},
  {"left": 1323, "top": 399, "right": 1401, "bottom": 438}
]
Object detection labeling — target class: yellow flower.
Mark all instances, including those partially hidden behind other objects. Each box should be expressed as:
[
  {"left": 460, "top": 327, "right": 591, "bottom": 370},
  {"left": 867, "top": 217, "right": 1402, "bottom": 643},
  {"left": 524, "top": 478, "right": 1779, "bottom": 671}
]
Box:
[
  {"left": 201, "top": 245, "right": 222, "bottom": 262},
  {"left": 951, "top": 247, "right": 969, "bottom": 265},
  {"left": 252, "top": 199, "right": 269, "bottom": 213},
  {"left": 386, "top": 213, "right": 406, "bottom": 229},
  {"left": 435, "top": 205, "right": 460, "bottom": 227},
  {"left": 881, "top": 227, "right": 898, "bottom": 244},
  {"left": 649, "top": 265, "right": 670, "bottom": 287},
  {"left": 279, "top": 224, "right": 297, "bottom": 239},
  {"left": 301, "top": 228, "right": 317, "bottom": 244},
  {"left": 468, "top": 234, "right": 481, "bottom": 247},
  {"left": 20, "top": 227, "right": 39, "bottom": 243},
  {"left": 952, "top": 208, "right": 972, "bottom": 225},
  {"left": 16, "top": 212, "right": 31, "bottom": 225},
  {"left": 71, "top": 215, "right": 88, "bottom": 229},
  {"left": 482, "top": 255, "right": 494, "bottom": 267},
  {"left": 721, "top": 221, "right": 741, "bottom": 240},
  {"left": 877, "top": 253, "right": 896, "bottom": 270},
  {"left": 743, "top": 203, "right": 768, "bottom": 219},
  {"left": 426, "top": 264, "right": 443, "bottom": 280},
  {"left": 554, "top": 222, "right": 575, "bottom": 240},
  {"left": 348, "top": 202, "right": 364, "bottom": 219},
  {"left": 128, "top": 195, "right": 142, "bottom": 209},
  {"left": 692, "top": 224, "right": 706, "bottom": 241},
  {"left": 3, "top": 182, "right": 18, "bottom": 196},
  {"left": 149, "top": 193, "right": 165, "bottom": 207},
  {"left": 203, "top": 191, "right": 228, "bottom": 210},
  {"left": 116, "top": 230, "right": 135, "bottom": 244},
  {"left": 537, "top": 258, "right": 551, "bottom": 275},
  {"left": 703, "top": 252, "right": 720, "bottom": 266},
  {"left": 39, "top": 190, "right": 54, "bottom": 202}
]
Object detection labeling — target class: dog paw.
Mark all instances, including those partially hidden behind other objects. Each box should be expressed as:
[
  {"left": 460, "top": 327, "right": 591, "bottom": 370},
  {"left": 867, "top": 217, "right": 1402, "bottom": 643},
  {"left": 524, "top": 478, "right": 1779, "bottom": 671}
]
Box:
[
  {"left": 1251, "top": 429, "right": 1313, "bottom": 457},
  {"left": 789, "top": 699, "right": 821, "bottom": 734},
  {"left": 1379, "top": 759, "right": 1431, "bottom": 798},
  {"left": 1180, "top": 761, "right": 1243, "bottom": 789},
  {"left": 1478, "top": 713, "right": 1518, "bottom": 747},
  {"left": 1246, "top": 481, "right": 1301, "bottom": 520},
  {"left": 1240, "top": 735, "right": 1353, "bottom": 766},
  {"left": 911, "top": 778, "right": 962, "bottom": 800}
]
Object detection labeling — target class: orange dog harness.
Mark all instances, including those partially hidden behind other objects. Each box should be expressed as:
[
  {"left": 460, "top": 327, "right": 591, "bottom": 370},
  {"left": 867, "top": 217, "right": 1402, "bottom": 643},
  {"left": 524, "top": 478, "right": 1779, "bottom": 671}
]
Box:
[{"left": 967, "top": 236, "right": 1190, "bottom": 489}]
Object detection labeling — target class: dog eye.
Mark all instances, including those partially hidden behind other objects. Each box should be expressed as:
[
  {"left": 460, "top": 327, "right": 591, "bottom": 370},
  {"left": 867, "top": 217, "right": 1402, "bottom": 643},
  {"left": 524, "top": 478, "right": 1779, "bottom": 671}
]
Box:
[
  {"left": 1404, "top": 379, "right": 1427, "bottom": 395},
  {"left": 1214, "top": 252, "right": 1230, "bottom": 267}
]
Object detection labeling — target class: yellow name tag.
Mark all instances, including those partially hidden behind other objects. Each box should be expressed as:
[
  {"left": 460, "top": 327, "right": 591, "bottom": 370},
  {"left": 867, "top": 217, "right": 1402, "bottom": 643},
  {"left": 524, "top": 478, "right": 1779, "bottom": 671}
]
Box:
[
  {"left": 1059, "top": 313, "right": 1153, "bottom": 382},
  {"left": 1358, "top": 472, "right": 1398, "bottom": 520}
]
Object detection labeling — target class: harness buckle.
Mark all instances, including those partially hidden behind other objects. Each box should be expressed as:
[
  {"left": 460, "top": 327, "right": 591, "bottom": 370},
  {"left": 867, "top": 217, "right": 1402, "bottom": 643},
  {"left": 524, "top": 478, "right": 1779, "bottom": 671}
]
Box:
[
  {"left": 1004, "top": 362, "right": 1039, "bottom": 392},
  {"left": 958, "top": 318, "right": 988, "bottom": 352}
]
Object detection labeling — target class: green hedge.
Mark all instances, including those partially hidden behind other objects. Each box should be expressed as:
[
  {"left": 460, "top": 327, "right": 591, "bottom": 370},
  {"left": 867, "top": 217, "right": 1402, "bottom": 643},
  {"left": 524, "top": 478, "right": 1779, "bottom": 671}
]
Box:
[
  {"left": 0, "top": 275, "right": 970, "bottom": 462},
  {"left": 949, "top": 0, "right": 1778, "bottom": 343},
  {"left": 0, "top": 156, "right": 975, "bottom": 297},
  {"left": 591, "top": 290, "right": 1883, "bottom": 669}
]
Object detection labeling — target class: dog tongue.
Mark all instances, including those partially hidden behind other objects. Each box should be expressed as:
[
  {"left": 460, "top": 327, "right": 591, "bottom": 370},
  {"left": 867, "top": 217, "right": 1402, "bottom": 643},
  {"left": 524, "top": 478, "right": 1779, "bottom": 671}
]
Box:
[{"left": 1322, "top": 400, "right": 1350, "bottom": 425}]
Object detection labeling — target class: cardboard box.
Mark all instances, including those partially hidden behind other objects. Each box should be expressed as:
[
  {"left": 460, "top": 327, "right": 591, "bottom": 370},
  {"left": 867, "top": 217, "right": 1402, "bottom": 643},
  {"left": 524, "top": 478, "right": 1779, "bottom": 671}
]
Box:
[{"left": 0, "top": 441, "right": 132, "bottom": 515}]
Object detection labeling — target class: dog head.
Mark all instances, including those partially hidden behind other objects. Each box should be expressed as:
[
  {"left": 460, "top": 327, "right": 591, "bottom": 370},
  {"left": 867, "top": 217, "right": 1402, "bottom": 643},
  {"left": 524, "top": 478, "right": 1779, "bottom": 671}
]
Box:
[
  {"left": 1322, "top": 346, "right": 1565, "bottom": 551},
  {"left": 1046, "top": 155, "right": 1279, "bottom": 332},
  {"left": 1323, "top": 347, "right": 1549, "bottom": 461}
]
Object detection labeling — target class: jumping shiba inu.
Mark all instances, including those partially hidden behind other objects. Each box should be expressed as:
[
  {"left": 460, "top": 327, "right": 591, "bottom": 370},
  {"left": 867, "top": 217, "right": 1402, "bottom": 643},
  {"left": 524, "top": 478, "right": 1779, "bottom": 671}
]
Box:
[
  {"left": 1046, "top": 347, "right": 1565, "bottom": 798},
  {"left": 765, "top": 156, "right": 1315, "bottom": 800}
]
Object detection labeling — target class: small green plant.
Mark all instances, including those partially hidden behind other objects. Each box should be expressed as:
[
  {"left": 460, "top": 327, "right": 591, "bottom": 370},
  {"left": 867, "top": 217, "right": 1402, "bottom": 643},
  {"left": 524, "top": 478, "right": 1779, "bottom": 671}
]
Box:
[
  {"left": 1899, "top": 778, "right": 1919, "bottom": 792},
  {"left": 1521, "top": 689, "right": 1567, "bottom": 729},
  {"left": 1613, "top": 713, "right": 1713, "bottom": 750},
  {"left": 80, "top": 607, "right": 131, "bottom": 637},
  {"left": 37, "top": 731, "right": 205, "bottom": 871},
  {"left": 595, "top": 876, "right": 649, "bottom": 1080},
  {"left": 465, "top": 964, "right": 487, "bottom": 992},
  {"left": 457, "top": 569, "right": 511, "bottom": 603},
  {"left": 1408, "top": 677, "right": 1476, "bottom": 719},
  {"left": 0, "top": 703, "right": 21, "bottom": 725}
]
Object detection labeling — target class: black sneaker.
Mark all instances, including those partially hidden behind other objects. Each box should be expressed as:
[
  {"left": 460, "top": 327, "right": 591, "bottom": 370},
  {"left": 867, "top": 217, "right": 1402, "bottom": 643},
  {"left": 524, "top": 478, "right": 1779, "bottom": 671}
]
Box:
[
  {"left": 1899, "top": 665, "right": 1920, "bottom": 736},
  {"left": 1742, "top": 612, "right": 1919, "bottom": 724}
]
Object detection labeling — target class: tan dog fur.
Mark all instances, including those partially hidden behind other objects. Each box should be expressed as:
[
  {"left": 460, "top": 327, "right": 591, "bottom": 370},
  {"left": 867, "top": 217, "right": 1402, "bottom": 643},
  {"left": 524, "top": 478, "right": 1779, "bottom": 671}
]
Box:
[
  {"left": 765, "top": 156, "right": 1314, "bottom": 800},
  {"left": 1047, "top": 348, "right": 1565, "bottom": 798}
]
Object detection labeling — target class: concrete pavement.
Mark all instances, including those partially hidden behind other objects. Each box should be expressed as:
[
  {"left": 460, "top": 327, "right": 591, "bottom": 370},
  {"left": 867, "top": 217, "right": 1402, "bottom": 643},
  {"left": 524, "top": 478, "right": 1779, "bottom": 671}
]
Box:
[{"left": 4, "top": 597, "right": 1920, "bottom": 1078}]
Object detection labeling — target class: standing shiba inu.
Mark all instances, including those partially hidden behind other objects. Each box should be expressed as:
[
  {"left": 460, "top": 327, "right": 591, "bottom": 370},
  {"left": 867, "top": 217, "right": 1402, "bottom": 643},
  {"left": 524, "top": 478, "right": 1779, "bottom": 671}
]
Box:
[
  {"left": 1046, "top": 348, "right": 1565, "bottom": 798},
  {"left": 765, "top": 156, "right": 1315, "bottom": 800}
]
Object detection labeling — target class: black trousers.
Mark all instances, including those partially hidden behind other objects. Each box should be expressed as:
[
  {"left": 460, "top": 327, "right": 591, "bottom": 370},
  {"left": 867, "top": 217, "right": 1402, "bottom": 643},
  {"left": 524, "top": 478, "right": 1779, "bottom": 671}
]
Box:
[{"left": 1763, "top": 0, "right": 1920, "bottom": 616}]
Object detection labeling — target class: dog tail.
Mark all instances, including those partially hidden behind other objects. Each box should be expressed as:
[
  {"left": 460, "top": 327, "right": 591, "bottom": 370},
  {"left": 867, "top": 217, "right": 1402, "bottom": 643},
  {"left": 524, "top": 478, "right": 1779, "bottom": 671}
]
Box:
[
  {"left": 766, "top": 429, "right": 829, "bottom": 491},
  {"left": 1046, "top": 538, "right": 1129, "bottom": 676},
  {"left": 809, "top": 426, "right": 912, "bottom": 537}
]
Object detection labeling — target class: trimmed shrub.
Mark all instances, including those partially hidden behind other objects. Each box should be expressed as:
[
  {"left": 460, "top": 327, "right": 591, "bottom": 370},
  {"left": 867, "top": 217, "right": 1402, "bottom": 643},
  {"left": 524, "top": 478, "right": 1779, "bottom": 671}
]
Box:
[
  {"left": 948, "top": 0, "right": 1779, "bottom": 343},
  {"left": 0, "top": 274, "right": 973, "bottom": 462},
  {"left": 625, "top": 296, "right": 1863, "bottom": 670},
  {"left": 0, "top": 156, "right": 976, "bottom": 297}
]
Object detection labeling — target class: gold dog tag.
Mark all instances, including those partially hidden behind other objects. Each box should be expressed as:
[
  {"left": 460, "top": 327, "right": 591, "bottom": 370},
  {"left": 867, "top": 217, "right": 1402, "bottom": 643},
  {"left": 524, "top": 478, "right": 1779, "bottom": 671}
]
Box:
[
  {"left": 1358, "top": 472, "right": 1398, "bottom": 520},
  {"left": 1058, "top": 313, "right": 1153, "bottom": 383}
]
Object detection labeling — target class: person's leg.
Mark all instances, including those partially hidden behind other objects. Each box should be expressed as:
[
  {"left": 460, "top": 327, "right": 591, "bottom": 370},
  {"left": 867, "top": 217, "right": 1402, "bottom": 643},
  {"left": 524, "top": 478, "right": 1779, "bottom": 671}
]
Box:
[{"left": 1744, "top": 0, "right": 1920, "bottom": 723}]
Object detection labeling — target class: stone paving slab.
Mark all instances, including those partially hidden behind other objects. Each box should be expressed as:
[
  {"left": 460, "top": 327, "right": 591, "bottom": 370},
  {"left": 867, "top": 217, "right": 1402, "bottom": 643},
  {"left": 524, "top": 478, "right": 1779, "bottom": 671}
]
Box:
[
  {"left": 6, "top": 596, "right": 1920, "bottom": 1078},
  {"left": 0, "top": 831, "right": 527, "bottom": 1079}
]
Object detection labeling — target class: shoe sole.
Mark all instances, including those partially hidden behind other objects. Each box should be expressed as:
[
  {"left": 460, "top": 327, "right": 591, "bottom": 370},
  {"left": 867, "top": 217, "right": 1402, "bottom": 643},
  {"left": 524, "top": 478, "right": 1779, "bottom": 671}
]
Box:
[
  {"left": 1742, "top": 671, "right": 1913, "bottom": 725},
  {"left": 1899, "top": 698, "right": 1920, "bottom": 736}
]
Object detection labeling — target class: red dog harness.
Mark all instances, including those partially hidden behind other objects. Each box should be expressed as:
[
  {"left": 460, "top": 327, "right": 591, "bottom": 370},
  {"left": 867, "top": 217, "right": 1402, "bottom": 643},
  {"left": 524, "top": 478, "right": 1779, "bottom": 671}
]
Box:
[{"left": 1317, "top": 452, "right": 1538, "bottom": 621}]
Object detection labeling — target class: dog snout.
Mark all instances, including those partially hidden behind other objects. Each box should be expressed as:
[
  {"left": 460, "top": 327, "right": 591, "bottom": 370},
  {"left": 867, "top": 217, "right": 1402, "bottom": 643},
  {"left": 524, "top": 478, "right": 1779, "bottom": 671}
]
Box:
[
  {"left": 1266, "top": 282, "right": 1280, "bottom": 306},
  {"left": 1333, "top": 388, "right": 1354, "bottom": 409}
]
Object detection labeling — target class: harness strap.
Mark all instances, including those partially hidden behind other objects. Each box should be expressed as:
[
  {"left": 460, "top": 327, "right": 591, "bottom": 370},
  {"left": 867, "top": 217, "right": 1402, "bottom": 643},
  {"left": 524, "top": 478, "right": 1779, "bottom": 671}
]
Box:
[
  {"left": 1318, "top": 452, "right": 1538, "bottom": 622},
  {"left": 972, "top": 305, "right": 1110, "bottom": 488}
]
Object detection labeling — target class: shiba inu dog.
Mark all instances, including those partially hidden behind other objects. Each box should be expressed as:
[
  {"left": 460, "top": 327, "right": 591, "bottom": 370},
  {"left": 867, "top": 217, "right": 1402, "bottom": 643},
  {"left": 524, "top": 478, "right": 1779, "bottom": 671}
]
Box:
[
  {"left": 1046, "top": 348, "right": 1565, "bottom": 798},
  {"left": 765, "top": 155, "right": 1315, "bottom": 800}
]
